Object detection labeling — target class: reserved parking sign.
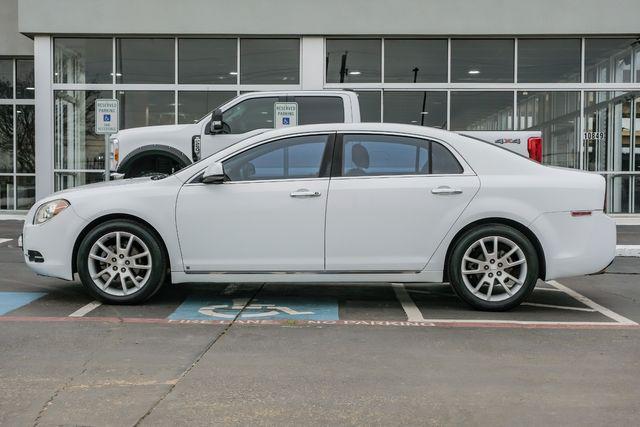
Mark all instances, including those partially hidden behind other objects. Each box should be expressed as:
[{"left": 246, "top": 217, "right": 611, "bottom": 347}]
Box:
[
  {"left": 95, "top": 99, "right": 119, "bottom": 134},
  {"left": 274, "top": 102, "right": 298, "bottom": 128}
]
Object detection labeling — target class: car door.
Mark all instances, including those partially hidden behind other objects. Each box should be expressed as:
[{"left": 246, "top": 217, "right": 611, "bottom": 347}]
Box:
[
  {"left": 176, "top": 133, "right": 334, "bottom": 272},
  {"left": 325, "top": 133, "right": 480, "bottom": 271},
  {"left": 200, "top": 95, "right": 284, "bottom": 158}
]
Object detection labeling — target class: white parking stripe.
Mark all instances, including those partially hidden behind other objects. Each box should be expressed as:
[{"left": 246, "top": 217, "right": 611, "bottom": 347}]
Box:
[
  {"left": 548, "top": 280, "right": 638, "bottom": 325},
  {"left": 522, "top": 302, "right": 596, "bottom": 312},
  {"left": 69, "top": 301, "right": 102, "bottom": 318},
  {"left": 391, "top": 283, "right": 425, "bottom": 322}
]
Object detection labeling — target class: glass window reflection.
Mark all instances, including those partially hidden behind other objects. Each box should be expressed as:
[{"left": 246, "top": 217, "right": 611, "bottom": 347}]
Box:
[{"left": 326, "top": 39, "right": 381, "bottom": 83}]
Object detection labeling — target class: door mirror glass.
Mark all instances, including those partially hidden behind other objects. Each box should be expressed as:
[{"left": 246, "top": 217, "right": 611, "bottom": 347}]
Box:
[
  {"left": 202, "top": 162, "right": 225, "bottom": 184},
  {"left": 209, "top": 108, "right": 224, "bottom": 133}
]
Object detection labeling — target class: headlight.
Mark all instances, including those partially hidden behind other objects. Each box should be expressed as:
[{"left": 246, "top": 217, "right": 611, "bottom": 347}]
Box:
[{"left": 34, "top": 199, "right": 70, "bottom": 225}]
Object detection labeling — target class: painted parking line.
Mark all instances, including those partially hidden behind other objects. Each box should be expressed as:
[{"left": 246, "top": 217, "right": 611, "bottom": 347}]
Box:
[
  {"left": 169, "top": 295, "right": 339, "bottom": 321},
  {"left": 391, "top": 283, "right": 425, "bottom": 322},
  {"left": 68, "top": 301, "right": 102, "bottom": 317},
  {"left": 548, "top": 280, "right": 638, "bottom": 325},
  {"left": 521, "top": 302, "right": 596, "bottom": 312},
  {"left": 0, "top": 291, "right": 46, "bottom": 315}
]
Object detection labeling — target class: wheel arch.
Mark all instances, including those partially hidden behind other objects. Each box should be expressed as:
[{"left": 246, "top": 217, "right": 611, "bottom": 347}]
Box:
[
  {"left": 442, "top": 217, "right": 547, "bottom": 282},
  {"left": 72, "top": 213, "right": 171, "bottom": 275},
  {"left": 117, "top": 145, "right": 191, "bottom": 175}
]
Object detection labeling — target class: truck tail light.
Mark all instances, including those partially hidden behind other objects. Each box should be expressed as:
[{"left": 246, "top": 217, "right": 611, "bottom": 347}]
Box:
[{"left": 527, "top": 136, "right": 543, "bottom": 163}]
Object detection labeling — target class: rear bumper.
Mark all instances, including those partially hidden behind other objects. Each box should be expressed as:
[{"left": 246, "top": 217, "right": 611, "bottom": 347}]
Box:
[{"left": 531, "top": 210, "right": 616, "bottom": 280}]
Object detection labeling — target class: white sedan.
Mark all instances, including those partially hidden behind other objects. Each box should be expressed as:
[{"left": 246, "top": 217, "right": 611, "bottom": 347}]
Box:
[{"left": 22, "top": 123, "right": 616, "bottom": 311}]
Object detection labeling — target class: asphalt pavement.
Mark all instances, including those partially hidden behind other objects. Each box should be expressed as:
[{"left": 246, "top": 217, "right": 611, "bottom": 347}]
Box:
[{"left": 0, "top": 220, "right": 638, "bottom": 426}]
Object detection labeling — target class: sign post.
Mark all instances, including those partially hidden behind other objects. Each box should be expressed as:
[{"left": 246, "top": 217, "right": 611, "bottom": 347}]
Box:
[{"left": 95, "top": 99, "right": 119, "bottom": 181}]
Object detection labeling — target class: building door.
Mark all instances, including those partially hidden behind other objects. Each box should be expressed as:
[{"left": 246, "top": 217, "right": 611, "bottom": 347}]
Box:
[{"left": 584, "top": 91, "right": 640, "bottom": 213}]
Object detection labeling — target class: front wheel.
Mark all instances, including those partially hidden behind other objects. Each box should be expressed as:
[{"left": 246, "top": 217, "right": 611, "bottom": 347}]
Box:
[
  {"left": 448, "top": 224, "right": 539, "bottom": 311},
  {"left": 76, "top": 220, "right": 167, "bottom": 304}
]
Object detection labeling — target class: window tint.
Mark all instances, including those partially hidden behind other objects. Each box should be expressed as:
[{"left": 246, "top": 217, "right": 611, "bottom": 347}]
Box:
[
  {"left": 517, "top": 39, "right": 580, "bottom": 83},
  {"left": 222, "top": 97, "right": 279, "bottom": 134},
  {"left": 354, "top": 91, "right": 381, "bottom": 122},
  {"left": 178, "top": 38, "right": 237, "bottom": 84},
  {"left": 0, "top": 60, "right": 13, "bottom": 99},
  {"left": 451, "top": 39, "right": 514, "bottom": 83},
  {"left": 294, "top": 96, "right": 344, "bottom": 125},
  {"left": 383, "top": 91, "right": 447, "bottom": 128},
  {"left": 116, "top": 38, "right": 174, "bottom": 84},
  {"left": 326, "top": 39, "right": 381, "bottom": 83},
  {"left": 178, "top": 91, "right": 236, "bottom": 124},
  {"left": 54, "top": 38, "right": 112, "bottom": 84},
  {"left": 240, "top": 39, "right": 300, "bottom": 84},
  {"left": 341, "top": 134, "right": 462, "bottom": 176},
  {"left": 224, "top": 134, "right": 329, "bottom": 181},
  {"left": 384, "top": 39, "right": 447, "bottom": 83}
]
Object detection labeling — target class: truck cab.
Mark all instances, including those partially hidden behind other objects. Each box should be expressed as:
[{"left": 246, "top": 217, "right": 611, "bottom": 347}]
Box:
[{"left": 111, "top": 90, "right": 361, "bottom": 178}]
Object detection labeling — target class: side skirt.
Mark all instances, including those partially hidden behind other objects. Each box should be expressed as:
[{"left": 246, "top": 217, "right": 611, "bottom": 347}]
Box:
[{"left": 170, "top": 270, "right": 444, "bottom": 284}]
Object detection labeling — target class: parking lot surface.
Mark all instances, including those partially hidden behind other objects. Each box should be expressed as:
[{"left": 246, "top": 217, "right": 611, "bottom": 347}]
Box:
[{"left": 0, "top": 220, "right": 639, "bottom": 426}]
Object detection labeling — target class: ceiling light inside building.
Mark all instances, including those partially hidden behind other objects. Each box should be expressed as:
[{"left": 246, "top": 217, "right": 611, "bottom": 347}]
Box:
[
  {"left": 468, "top": 70, "right": 480, "bottom": 75},
  {"left": 348, "top": 71, "right": 362, "bottom": 75}
]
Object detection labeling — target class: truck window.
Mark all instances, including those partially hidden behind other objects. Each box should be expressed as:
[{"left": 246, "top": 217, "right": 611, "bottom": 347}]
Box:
[
  {"left": 294, "top": 96, "right": 345, "bottom": 125},
  {"left": 222, "top": 97, "right": 279, "bottom": 134}
]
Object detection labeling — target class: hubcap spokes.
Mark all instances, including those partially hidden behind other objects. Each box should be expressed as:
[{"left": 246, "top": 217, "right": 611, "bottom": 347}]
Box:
[
  {"left": 461, "top": 236, "right": 527, "bottom": 302},
  {"left": 87, "top": 231, "right": 152, "bottom": 297}
]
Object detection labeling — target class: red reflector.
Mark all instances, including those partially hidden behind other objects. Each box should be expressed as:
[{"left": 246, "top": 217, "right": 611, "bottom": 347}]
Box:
[
  {"left": 571, "top": 211, "right": 592, "bottom": 217},
  {"left": 527, "top": 136, "right": 543, "bottom": 163}
]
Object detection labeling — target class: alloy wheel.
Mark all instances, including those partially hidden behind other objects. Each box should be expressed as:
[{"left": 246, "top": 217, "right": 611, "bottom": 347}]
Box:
[
  {"left": 460, "top": 235, "right": 528, "bottom": 302},
  {"left": 87, "top": 231, "right": 153, "bottom": 296}
]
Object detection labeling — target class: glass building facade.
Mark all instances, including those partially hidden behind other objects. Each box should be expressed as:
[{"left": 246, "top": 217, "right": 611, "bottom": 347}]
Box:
[
  {"left": 7, "top": 35, "right": 640, "bottom": 213},
  {"left": 0, "top": 58, "right": 35, "bottom": 210}
]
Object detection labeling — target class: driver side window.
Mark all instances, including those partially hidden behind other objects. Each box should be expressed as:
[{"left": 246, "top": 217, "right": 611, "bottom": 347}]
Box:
[
  {"left": 223, "top": 134, "right": 330, "bottom": 181},
  {"left": 221, "top": 97, "right": 279, "bottom": 134}
]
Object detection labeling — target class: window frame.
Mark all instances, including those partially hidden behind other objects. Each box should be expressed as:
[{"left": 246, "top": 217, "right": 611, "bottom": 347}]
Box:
[{"left": 331, "top": 132, "right": 465, "bottom": 178}]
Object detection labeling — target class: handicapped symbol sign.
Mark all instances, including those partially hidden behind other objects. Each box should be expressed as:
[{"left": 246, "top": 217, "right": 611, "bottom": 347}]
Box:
[
  {"left": 198, "top": 298, "right": 313, "bottom": 319},
  {"left": 282, "top": 117, "right": 290, "bottom": 125},
  {"left": 103, "top": 114, "right": 111, "bottom": 122}
]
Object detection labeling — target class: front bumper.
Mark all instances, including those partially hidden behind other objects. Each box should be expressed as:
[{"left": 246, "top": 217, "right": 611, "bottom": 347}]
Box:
[{"left": 22, "top": 205, "right": 88, "bottom": 281}]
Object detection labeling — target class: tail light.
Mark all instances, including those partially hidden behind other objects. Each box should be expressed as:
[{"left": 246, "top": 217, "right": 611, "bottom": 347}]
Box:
[{"left": 527, "top": 136, "right": 543, "bottom": 163}]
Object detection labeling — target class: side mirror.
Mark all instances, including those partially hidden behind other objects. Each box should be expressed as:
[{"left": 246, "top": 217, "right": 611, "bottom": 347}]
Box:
[
  {"left": 202, "top": 162, "right": 225, "bottom": 184},
  {"left": 209, "top": 108, "right": 224, "bottom": 134}
]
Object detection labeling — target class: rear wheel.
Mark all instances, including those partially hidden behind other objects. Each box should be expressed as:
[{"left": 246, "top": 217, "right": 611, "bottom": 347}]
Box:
[
  {"left": 448, "top": 224, "right": 539, "bottom": 311},
  {"left": 76, "top": 220, "right": 167, "bottom": 304}
]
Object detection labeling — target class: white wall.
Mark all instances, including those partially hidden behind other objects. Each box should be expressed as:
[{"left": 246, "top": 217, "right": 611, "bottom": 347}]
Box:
[
  {"left": 0, "top": 0, "right": 33, "bottom": 55},
  {"left": 18, "top": 0, "right": 640, "bottom": 36}
]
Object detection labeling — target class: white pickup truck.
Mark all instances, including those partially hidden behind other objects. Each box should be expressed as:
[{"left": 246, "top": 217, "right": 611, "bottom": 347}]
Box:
[{"left": 110, "top": 90, "right": 542, "bottom": 177}]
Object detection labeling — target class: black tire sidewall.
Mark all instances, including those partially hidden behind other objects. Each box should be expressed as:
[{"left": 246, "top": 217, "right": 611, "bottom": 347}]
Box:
[
  {"left": 448, "top": 224, "right": 539, "bottom": 311},
  {"left": 76, "top": 220, "right": 166, "bottom": 304}
]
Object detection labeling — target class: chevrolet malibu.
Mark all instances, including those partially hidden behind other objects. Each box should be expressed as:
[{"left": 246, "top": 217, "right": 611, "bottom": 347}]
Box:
[{"left": 22, "top": 123, "right": 616, "bottom": 311}]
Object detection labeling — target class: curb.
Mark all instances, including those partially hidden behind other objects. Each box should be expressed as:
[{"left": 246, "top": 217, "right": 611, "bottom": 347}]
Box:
[{"left": 616, "top": 245, "right": 640, "bottom": 258}]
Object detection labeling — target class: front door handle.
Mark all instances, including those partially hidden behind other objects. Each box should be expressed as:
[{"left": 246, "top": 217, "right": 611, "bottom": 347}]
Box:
[
  {"left": 290, "top": 189, "right": 321, "bottom": 198},
  {"left": 431, "top": 186, "right": 463, "bottom": 195}
]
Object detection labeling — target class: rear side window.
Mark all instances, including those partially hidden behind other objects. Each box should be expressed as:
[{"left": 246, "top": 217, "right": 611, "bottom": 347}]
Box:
[
  {"left": 294, "top": 96, "right": 345, "bottom": 125},
  {"left": 341, "top": 134, "right": 462, "bottom": 176}
]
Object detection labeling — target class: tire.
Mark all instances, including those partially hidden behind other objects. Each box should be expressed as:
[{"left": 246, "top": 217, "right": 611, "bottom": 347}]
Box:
[
  {"left": 448, "top": 224, "right": 539, "bottom": 311},
  {"left": 76, "top": 219, "right": 167, "bottom": 304}
]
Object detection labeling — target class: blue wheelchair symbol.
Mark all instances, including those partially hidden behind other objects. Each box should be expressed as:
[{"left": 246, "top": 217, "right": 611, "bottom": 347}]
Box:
[
  {"left": 282, "top": 117, "right": 290, "bottom": 125},
  {"left": 103, "top": 114, "right": 111, "bottom": 122}
]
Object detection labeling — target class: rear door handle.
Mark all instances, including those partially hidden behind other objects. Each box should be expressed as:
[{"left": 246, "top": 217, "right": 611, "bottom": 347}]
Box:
[
  {"left": 290, "top": 189, "right": 321, "bottom": 198},
  {"left": 431, "top": 186, "right": 463, "bottom": 195}
]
